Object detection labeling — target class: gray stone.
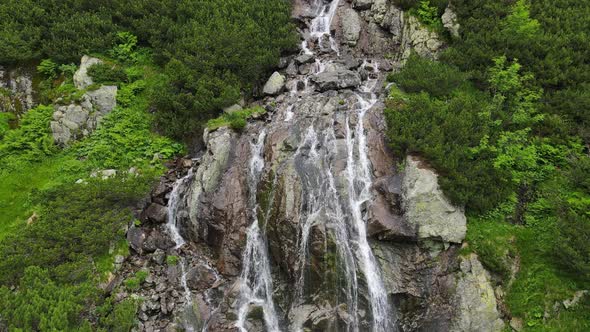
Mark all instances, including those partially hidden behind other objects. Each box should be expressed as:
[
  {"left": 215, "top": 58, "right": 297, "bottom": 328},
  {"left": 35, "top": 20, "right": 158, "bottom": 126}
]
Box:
[
  {"left": 50, "top": 121, "right": 71, "bottom": 146},
  {"left": 127, "top": 225, "right": 147, "bottom": 254},
  {"left": 510, "top": 317, "right": 524, "bottom": 332},
  {"left": 262, "top": 72, "right": 286, "bottom": 96},
  {"left": 286, "top": 61, "right": 299, "bottom": 76},
  {"left": 0, "top": 66, "right": 36, "bottom": 113},
  {"left": 311, "top": 65, "right": 361, "bottom": 91},
  {"left": 452, "top": 254, "right": 504, "bottom": 332},
  {"left": 563, "top": 290, "right": 588, "bottom": 309},
  {"left": 400, "top": 15, "right": 444, "bottom": 61},
  {"left": 353, "top": 0, "right": 374, "bottom": 10},
  {"left": 341, "top": 8, "right": 362, "bottom": 46},
  {"left": 85, "top": 85, "right": 117, "bottom": 114},
  {"left": 223, "top": 104, "right": 242, "bottom": 114},
  {"left": 402, "top": 156, "right": 466, "bottom": 243},
  {"left": 442, "top": 6, "right": 460, "bottom": 38},
  {"left": 295, "top": 53, "right": 314, "bottom": 65},
  {"left": 51, "top": 70, "right": 117, "bottom": 146},
  {"left": 142, "top": 203, "right": 168, "bottom": 224},
  {"left": 73, "top": 55, "right": 103, "bottom": 89}
]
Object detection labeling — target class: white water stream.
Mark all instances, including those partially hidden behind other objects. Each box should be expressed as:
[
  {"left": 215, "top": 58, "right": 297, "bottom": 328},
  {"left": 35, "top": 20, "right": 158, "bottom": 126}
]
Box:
[{"left": 235, "top": 131, "right": 281, "bottom": 332}]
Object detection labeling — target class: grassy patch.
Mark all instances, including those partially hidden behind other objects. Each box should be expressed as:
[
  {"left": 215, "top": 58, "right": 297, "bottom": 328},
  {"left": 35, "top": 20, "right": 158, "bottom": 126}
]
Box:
[
  {"left": 206, "top": 106, "right": 266, "bottom": 131},
  {"left": 467, "top": 217, "right": 590, "bottom": 330}
]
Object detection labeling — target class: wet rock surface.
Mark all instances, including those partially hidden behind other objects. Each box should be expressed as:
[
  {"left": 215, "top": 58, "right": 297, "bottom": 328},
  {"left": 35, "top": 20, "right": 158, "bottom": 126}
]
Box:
[{"left": 114, "top": 1, "right": 504, "bottom": 331}]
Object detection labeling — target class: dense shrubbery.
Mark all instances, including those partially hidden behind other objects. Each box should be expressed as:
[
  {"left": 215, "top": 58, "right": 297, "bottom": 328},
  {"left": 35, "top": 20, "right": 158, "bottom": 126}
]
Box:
[
  {"left": 0, "top": 0, "right": 297, "bottom": 141},
  {"left": 0, "top": 177, "right": 147, "bottom": 285},
  {"left": 87, "top": 63, "right": 128, "bottom": 86},
  {"left": 139, "top": 1, "right": 297, "bottom": 139},
  {"left": 206, "top": 107, "right": 266, "bottom": 132},
  {"left": 388, "top": 0, "right": 590, "bottom": 327},
  {"left": 0, "top": 105, "right": 57, "bottom": 168},
  {"left": 448, "top": 0, "right": 590, "bottom": 142}
]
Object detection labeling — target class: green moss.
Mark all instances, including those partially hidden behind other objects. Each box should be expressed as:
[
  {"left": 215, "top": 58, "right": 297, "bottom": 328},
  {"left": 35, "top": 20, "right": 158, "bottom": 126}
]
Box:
[
  {"left": 246, "top": 306, "right": 264, "bottom": 321},
  {"left": 167, "top": 255, "right": 179, "bottom": 265}
]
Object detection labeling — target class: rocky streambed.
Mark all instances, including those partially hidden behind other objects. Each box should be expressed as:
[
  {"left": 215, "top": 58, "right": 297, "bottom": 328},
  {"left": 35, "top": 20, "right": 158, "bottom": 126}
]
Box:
[{"left": 114, "top": 1, "right": 505, "bottom": 331}]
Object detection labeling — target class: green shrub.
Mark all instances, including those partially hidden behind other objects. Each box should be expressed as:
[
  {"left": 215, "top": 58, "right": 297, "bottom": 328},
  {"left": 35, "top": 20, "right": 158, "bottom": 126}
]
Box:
[
  {"left": 206, "top": 107, "right": 265, "bottom": 132},
  {"left": 87, "top": 63, "right": 128, "bottom": 85},
  {"left": 391, "top": 54, "right": 469, "bottom": 98},
  {"left": 0, "top": 113, "right": 15, "bottom": 140},
  {"left": 125, "top": 277, "right": 140, "bottom": 290},
  {"left": 0, "top": 176, "right": 150, "bottom": 285},
  {"left": 553, "top": 156, "right": 590, "bottom": 278},
  {"left": 386, "top": 62, "right": 514, "bottom": 212},
  {"left": 108, "top": 299, "right": 138, "bottom": 331},
  {"left": 136, "top": 270, "right": 149, "bottom": 283},
  {"left": 415, "top": 0, "right": 440, "bottom": 26},
  {"left": 110, "top": 32, "right": 138, "bottom": 63},
  {"left": 0, "top": 105, "right": 57, "bottom": 169},
  {"left": 0, "top": 266, "right": 96, "bottom": 331},
  {"left": 37, "top": 59, "right": 58, "bottom": 78}
]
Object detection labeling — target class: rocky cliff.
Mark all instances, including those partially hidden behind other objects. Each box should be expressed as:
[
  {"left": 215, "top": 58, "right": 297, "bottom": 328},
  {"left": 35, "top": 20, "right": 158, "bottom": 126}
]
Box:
[{"left": 115, "top": 1, "right": 504, "bottom": 331}]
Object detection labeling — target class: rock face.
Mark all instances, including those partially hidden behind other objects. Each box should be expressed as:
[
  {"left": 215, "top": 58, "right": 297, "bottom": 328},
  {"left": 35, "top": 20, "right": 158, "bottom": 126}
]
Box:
[
  {"left": 341, "top": 7, "right": 362, "bottom": 46},
  {"left": 0, "top": 65, "right": 37, "bottom": 114},
  {"left": 400, "top": 15, "right": 444, "bottom": 61},
  {"left": 117, "top": 1, "right": 504, "bottom": 331},
  {"left": 263, "top": 71, "right": 286, "bottom": 95},
  {"left": 311, "top": 63, "right": 361, "bottom": 91},
  {"left": 452, "top": 254, "right": 505, "bottom": 332},
  {"left": 402, "top": 156, "right": 466, "bottom": 244},
  {"left": 73, "top": 55, "right": 103, "bottom": 89},
  {"left": 51, "top": 56, "right": 117, "bottom": 146},
  {"left": 442, "top": 6, "right": 460, "bottom": 38}
]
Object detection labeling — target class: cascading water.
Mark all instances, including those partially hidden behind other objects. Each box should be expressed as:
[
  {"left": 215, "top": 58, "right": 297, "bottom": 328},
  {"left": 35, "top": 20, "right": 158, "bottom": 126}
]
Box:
[
  {"left": 344, "top": 63, "right": 394, "bottom": 332},
  {"left": 235, "top": 131, "right": 281, "bottom": 332},
  {"left": 167, "top": 170, "right": 194, "bottom": 248},
  {"left": 166, "top": 172, "right": 198, "bottom": 331},
  {"left": 290, "top": 125, "right": 360, "bottom": 332}
]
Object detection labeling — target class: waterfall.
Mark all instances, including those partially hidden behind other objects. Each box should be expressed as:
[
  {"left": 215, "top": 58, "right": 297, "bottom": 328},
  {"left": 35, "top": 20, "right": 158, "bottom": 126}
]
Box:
[
  {"left": 166, "top": 171, "right": 199, "bottom": 331},
  {"left": 235, "top": 131, "right": 281, "bottom": 332},
  {"left": 344, "top": 63, "right": 393, "bottom": 332},
  {"left": 233, "top": 0, "right": 395, "bottom": 330},
  {"left": 167, "top": 170, "right": 193, "bottom": 249}
]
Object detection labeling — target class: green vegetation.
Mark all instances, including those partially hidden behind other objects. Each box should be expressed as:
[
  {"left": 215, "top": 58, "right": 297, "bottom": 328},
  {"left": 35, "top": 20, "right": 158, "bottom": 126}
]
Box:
[
  {"left": 0, "top": 0, "right": 294, "bottom": 328},
  {"left": 387, "top": 0, "right": 590, "bottom": 329},
  {"left": 0, "top": 0, "right": 297, "bottom": 142},
  {"left": 87, "top": 63, "right": 128, "bottom": 86},
  {"left": 166, "top": 255, "right": 179, "bottom": 265},
  {"left": 206, "top": 106, "right": 266, "bottom": 132},
  {"left": 0, "top": 48, "right": 182, "bottom": 329}
]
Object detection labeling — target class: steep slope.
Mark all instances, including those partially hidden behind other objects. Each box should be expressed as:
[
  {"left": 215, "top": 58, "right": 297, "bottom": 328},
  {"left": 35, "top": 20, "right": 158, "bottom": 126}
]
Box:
[{"left": 117, "top": 1, "right": 505, "bottom": 331}]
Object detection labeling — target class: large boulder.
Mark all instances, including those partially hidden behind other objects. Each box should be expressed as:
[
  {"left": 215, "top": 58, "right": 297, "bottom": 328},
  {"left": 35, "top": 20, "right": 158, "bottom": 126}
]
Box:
[
  {"left": 263, "top": 72, "right": 286, "bottom": 96},
  {"left": 51, "top": 86, "right": 117, "bottom": 146},
  {"left": 0, "top": 65, "right": 36, "bottom": 113},
  {"left": 402, "top": 156, "right": 466, "bottom": 244},
  {"left": 452, "top": 254, "right": 505, "bottom": 332},
  {"left": 442, "top": 6, "right": 460, "bottom": 38},
  {"left": 341, "top": 8, "right": 362, "bottom": 46},
  {"left": 73, "top": 55, "right": 103, "bottom": 89},
  {"left": 400, "top": 15, "right": 444, "bottom": 61},
  {"left": 311, "top": 64, "right": 361, "bottom": 91}
]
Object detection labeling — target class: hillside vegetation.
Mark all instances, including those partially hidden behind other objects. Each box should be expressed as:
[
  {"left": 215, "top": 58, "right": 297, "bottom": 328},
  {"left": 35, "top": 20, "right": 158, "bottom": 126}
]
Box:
[
  {"left": 386, "top": 0, "right": 589, "bottom": 329},
  {"left": 0, "top": 0, "right": 295, "bottom": 329}
]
